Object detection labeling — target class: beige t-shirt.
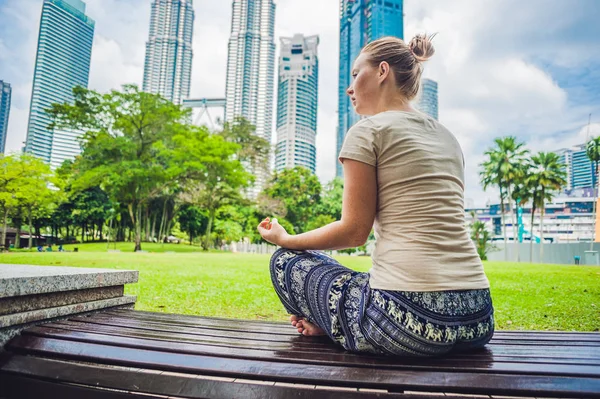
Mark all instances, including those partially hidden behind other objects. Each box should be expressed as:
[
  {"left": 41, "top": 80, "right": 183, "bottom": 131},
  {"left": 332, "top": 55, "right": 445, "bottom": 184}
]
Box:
[{"left": 338, "top": 110, "right": 490, "bottom": 292}]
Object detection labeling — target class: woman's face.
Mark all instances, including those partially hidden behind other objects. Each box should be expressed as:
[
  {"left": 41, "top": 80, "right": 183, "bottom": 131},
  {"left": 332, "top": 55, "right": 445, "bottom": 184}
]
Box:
[{"left": 346, "top": 53, "right": 381, "bottom": 116}]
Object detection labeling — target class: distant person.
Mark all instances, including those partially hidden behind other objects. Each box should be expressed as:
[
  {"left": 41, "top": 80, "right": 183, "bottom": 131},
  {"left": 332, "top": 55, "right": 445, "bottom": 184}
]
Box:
[{"left": 258, "top": 34, "right": 493, "bottom": 356}]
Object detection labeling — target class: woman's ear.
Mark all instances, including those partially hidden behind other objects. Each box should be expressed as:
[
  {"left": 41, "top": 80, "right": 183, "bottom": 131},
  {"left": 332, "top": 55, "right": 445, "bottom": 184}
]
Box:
[{"left": 378, "top": 61, "right": 390, "bottom": 82}]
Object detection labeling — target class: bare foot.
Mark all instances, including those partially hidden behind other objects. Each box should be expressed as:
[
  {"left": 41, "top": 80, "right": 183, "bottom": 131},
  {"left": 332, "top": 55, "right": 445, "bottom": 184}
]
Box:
[{"left": 290, "top": 315, "right": 326, "bottom": 336}]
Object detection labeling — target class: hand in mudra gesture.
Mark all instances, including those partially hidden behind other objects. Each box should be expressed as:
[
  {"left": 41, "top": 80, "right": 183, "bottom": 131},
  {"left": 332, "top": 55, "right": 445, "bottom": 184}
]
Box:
[{"left": 257, "top": 217, "right": 289, "bottom": 247}]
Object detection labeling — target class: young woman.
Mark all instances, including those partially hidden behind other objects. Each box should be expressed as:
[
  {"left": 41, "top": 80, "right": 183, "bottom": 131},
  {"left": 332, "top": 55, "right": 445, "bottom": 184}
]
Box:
[{"left": 258, "top": 34, "right": 493, "bottom": 357}]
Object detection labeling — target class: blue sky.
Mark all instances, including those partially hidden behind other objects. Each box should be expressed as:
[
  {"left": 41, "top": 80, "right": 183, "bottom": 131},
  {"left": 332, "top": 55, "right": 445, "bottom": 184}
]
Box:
[{"left": 0, "top": 0, "right": 599, "bottom": 206}]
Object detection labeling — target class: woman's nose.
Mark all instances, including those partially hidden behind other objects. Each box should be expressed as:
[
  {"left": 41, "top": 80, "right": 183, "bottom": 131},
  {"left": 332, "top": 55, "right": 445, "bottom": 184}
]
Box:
[{"left": 346, "top": 86, "right": 354, "bottom": 96}]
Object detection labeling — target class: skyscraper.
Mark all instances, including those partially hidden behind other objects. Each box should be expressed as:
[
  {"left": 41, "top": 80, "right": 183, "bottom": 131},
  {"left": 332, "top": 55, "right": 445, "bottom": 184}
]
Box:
[
  {"left": 416, "top": 78, "right": 438, "bottom": 120},
  {"left": 275, "top": 34, "right": 319, "bottom": 174},
  {"left": 225, "top": 0, "right": 276, "bottom": 197},
  {"left": 24, "top": 0, "right": 94, "bottom": 169},
  {"left": 557, "top": 144, "right": 596, "bottom": 193},
  {"left": 143, "top": 0, "right": 194, "bottom": 104},
  {"left": 0, "top": 81, "right": 11, "bottom": 154},
  {"left": 336, "top": 0, "right": 404, "bottom": 177}
]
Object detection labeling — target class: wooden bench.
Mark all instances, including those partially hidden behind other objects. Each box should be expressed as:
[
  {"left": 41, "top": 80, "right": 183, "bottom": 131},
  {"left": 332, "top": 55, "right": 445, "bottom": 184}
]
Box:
[{"left": 1, "top": 309, "right": 599, "bottom": 398}]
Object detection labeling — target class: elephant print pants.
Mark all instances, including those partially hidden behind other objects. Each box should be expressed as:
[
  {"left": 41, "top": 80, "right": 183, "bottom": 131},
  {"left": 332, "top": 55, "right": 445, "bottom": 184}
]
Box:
[{"left": 270, "top": 248, "right": 494, "bottom": 356}]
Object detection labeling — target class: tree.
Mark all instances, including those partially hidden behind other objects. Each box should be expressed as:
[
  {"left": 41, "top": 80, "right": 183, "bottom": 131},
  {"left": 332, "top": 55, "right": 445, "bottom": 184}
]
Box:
[
  {"left": 0, "top": 154, "right": 56, "bottom": 248},
  {"left": 527, "top": 152, "right": 567, "bottom": 262},
  {"left": 586, "top": 136, "right": 600, "bottom": 249},
  {"left": 480, "top": 137, "right": 529, "bottom": 260},
  {"left": 317, "top": 177, "right": 343, "bottom": 221},
  {"left": 470, "top": 220, "right": 495, "bottom": 260},
  {"left": 218, "top": 117, "right": 271, "bottom": 174},
  {"left": 173, "top": 126, "right": 251, "bottom": 250},
  {"left": 177, "top": 204, "right": 208, "bottom": 245},
  {"left": 263, "top": 166, "right": 322, "bottom": 233},
  {"left": 47, "top": 84, "right": 189, "bottom": 251}
]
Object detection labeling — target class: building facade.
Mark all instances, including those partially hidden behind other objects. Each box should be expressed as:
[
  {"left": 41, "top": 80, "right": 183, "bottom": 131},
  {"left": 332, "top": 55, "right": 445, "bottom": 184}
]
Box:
[
  {"left": 275, "top": 34, "right": 319, "bottom": 174},
  {"left": 225, "top": 0, "right": 276, "bottom": 197},
  {"left": 0, "top": 81, "right": 11, "bottom": 153},
  {"left": 416, "top": 78, "right": 438, "bottom": 120},
  {"left": 467, "top": 196, "right": 599, "bottom": 243},
  {"left": 24, "top": 0, "right": 95, "bottom": 169},
  {"left": 142, "top": 0, "right": 194, "bottom": 104},
  {"left": 336, "top": 0, "right": 404, "bottom": 177},
  {"left": 556, "top": 144, "right": 596, "bottom": 194}
]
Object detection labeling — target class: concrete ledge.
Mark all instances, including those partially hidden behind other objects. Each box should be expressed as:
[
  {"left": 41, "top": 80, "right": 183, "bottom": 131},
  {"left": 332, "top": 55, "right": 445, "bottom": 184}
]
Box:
[
  {"left": 0, "top": 295, "right": 137, "bottom": 329},
  {"left": 0, "top": 264, "right": 139, "bottom": 349},
  {"left": 0, "top": 286, "right": 124, "bottom": 316},
  {"left": 0, "top": 265, "right": 138, "bottom": 298}
]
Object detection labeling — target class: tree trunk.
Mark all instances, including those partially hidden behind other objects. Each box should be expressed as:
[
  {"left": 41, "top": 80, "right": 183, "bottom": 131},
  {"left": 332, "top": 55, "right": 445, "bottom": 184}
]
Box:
[
  {"left": 158, "top": 199, "right": 167, "bottom": 243},
  {"left": 144, "top": 206, "right": 150, "bottom": 242},
  {"left": 135, "top": 205, "right": 142, "bottom": 251},
  {"left": 151, "top": 213, "right": 156, "bottom": 242},
  {"left": 98, "top": 221, "right": 103, "bottom": 241},
  {"left": 2, "top": 208, "right": 8, "bottom": 249},
  {"left": 15, "top": 224, "right": 21, "bottom": 249},
  {"left": 203, "top": 209, "right": 216, "bottom": 251},
  {"left": 499, "top": 186, "right": 507, "bottom": 261},
  {"left": 506, "top": 184, "right": 519, "bottom": 261},
  {"left": 540, "top": 192, "right": 545, "bottom": 264},
  {"left": 592, "top": 161, "right": 599, "bottom": 251},
  {"left": 81, "top": 223, "right": 85, "bottom": 243},
  {"left": 28, "top": 209, "right": 33, "bottom": 249},
  {"left": 530, "top": 205, "right": 536, "bottom": 263}
]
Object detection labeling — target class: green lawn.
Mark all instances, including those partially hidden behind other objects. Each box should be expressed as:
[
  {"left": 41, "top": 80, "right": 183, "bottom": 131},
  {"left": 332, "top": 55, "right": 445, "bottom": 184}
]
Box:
[{"left": 1, "top": 246, "right": 598, "bottom": 331}]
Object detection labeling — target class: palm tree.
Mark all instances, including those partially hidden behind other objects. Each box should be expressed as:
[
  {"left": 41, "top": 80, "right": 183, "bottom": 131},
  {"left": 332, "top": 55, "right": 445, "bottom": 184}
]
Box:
[
  {"left": 586, "top": 136, "right": 600, "bottom": 249},
  {"left": 526, "top": 152, "right": 567, "bottom": 263},
  {"left": 480, "top": 137, "right": 529, "bottom": 260},
  {"left": 480, "top": 151, "right": 507, "bottom": 260}
]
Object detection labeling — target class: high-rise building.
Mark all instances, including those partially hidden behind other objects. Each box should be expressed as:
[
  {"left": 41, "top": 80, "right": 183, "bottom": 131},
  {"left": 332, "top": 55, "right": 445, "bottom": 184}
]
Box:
[
  {"left": 0, "top": 81, "right": 11, "bottom": 154},
  {"left": 225, "top": 0, "right": 276, "bottom": 197},
  {"left": 143, "top": 0, "right": 194, "bottom": 105},
  {"left": 336, "top": 0, "right": 404, "bottom": 177},
  {"left": 416, "top": 78, "right": 438, "bottom": 120},
  {"left": 275, "top": 34, "right": 319, "bottom": 174},
  {"left": 24, "top": 0, "right": 94, "bottom": 169},
  {"left": 557, "top": 144, "right": 596, "bottom": 193}
]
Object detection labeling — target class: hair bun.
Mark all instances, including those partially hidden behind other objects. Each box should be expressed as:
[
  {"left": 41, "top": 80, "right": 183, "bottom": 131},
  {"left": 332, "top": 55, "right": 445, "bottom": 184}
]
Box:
[{"left": 409, "top": 33, "right": 436, "bottom": 63}]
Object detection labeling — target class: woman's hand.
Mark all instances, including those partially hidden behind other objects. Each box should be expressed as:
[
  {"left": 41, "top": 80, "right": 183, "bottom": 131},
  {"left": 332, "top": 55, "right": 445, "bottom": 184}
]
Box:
[{"left": 257, "top": 217, "right": 290, "bottom": 247}]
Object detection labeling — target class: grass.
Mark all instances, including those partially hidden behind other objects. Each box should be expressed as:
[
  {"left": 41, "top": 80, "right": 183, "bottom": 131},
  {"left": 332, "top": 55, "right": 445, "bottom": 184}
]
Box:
[{"left": 1, "top": 245, "right": 598, "bottom": 331}]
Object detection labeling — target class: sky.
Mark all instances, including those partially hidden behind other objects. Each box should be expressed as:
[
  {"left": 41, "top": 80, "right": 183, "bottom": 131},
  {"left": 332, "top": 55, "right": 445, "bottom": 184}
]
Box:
[{"left": 1, "top": 0, "right": 599, "bottom": 207}]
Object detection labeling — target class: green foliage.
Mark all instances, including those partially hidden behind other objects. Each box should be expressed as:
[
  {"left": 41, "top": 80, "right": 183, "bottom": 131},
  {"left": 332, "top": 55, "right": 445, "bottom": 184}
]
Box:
[
  {"left": 47, "top": 84, "right": 190, "bottom": 251},
  {"left": 263, "top": 166, "right": 322, "bottom": 233},
  {"left": 470, "top": 220, "right": 495, "bottom": 260},
  {"left": 173, "top": 124, "right": 251, "bottom": 250},
  {"left": 0, "top": 154, "right": 56, "bottom": 248},
  {"left": 177, "top": 205, "right": 208, "bottom": 244},
  {"left": 316, "top": 177, "right": 343, "bottom": 221},
  {"left": 480, "top": 136, "right": 530, "bottom": 247}
]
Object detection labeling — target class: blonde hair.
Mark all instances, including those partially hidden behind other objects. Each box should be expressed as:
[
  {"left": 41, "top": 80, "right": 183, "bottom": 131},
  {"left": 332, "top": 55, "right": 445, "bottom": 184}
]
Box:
[{"left": 361, "top": 34, "right": 436, "bottom": 101}]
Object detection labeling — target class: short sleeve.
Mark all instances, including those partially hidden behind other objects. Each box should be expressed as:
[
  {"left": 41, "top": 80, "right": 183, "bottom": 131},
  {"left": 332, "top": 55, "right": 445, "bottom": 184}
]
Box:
[{"left": 338, "top": 120, "right": 377, "bottom": 166}]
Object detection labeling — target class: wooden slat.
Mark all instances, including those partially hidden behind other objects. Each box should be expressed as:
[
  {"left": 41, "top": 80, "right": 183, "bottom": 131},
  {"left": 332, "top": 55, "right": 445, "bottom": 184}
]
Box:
[
  {"left": 5, "top": 334, "right": 600, "bottom": 398},
  {"left": 0, "top": 355, "right": 425, "bottom": 399},
  {"left": 18, "top": 326, "right": 600, "bottom": 376},
  {"left": 105, "top": 310, "right": 600, "bottom": 343},
  {"left": 40, "top": 321, "right": 600, "bottom": 367},
  {"left": 66, "top": 314, "right": 600, "bottom": 361}
]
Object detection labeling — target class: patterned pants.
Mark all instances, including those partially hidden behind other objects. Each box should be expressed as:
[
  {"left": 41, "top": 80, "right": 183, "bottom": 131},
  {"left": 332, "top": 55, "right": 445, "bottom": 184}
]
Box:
[{"left": 270, "top": 248, "right": 494, "bottom": 357}]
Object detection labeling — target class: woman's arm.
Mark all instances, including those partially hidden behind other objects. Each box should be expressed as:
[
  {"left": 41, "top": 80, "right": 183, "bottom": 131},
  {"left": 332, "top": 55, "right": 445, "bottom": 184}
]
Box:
[{"left": 278, "top": 159, "right": 377, "bottom": 250}]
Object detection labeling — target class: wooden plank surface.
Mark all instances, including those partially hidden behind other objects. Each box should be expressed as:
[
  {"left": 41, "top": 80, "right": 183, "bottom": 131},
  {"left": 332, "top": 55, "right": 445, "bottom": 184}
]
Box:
[{"left": 1, "top": 309, "right": 600, "bottom": 399}]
